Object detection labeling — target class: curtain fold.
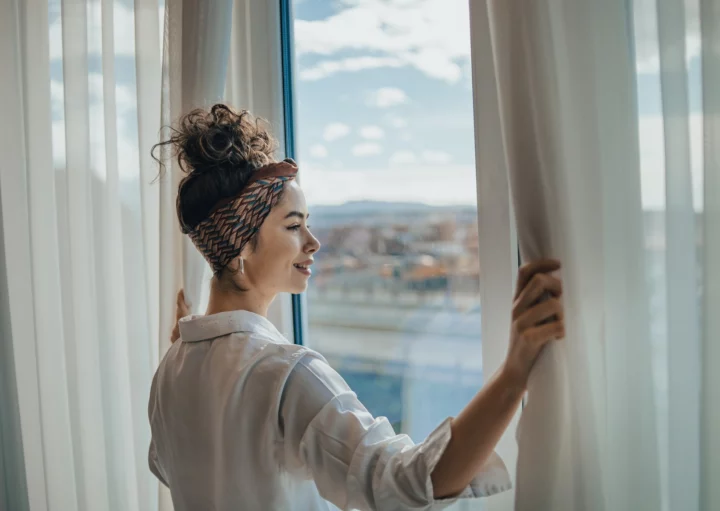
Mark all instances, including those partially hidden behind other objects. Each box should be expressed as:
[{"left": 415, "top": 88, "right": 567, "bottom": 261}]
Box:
[
  {"left": 483, "top": 2, "right": 610, "bottom": 508},
  {"left": 0, "top": 1, "right": 45, "bottom": 508},
  {"left": 159, "top": 0, "right": 234, "bottom": 338},
  {"left": 1, "top": 0, "right": 256, "bottom": 508},
  {"left": 467, "top": 2, "right": 520, "bottom": 509},
  {"left": 471, "top": 0, "right": 717, "bottom": 509},
  {"left": 1, "top": 0, "right": 170, "bottom": 509},
  {"left": 700, "top": 1, "right": 720, "bottom": 508},
  {"left": 656, "top": 0, "right": 702, "bottom": 508}
]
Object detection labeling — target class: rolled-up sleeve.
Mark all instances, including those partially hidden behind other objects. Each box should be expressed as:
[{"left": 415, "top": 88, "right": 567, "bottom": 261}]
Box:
[
  {"left": 148, "top": 438, "right": 169, "bottom": 487},
  {"left": 148, "top": 370, "right": 169, "bottom": 488},
  {"left": 279, "top": 352, "right": 511, "bottom": 511}
]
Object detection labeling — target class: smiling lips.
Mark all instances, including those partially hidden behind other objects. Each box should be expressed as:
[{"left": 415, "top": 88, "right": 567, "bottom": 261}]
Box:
[{"left": 293, "top": 260, "right": 313, "bottom": 275}]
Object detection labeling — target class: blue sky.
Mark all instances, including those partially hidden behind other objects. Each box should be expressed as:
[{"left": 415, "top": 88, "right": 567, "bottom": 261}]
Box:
[
  {"left": 45, "top": 0, "right": 705, "bottom": 210},
  {"left": 292, "top": 0, "right": 480, "bottom": 205},
  {"left": 292, "top": 0, "right": 705, "bottom": 209}
]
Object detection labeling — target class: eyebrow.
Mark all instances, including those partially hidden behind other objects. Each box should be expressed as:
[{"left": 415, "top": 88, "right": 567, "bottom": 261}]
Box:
[{"left": 284, "top": 211, "right": 309, "bottom": 220}]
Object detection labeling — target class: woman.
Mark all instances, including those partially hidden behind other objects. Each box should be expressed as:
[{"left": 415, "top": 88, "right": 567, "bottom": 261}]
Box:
[{"left": 149, "top": 105, "right": 564, "bottom": 511}]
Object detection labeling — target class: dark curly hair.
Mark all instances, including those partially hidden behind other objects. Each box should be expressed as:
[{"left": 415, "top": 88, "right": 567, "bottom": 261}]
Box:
[{"left": 152, "top": 104, "right": 279, "bottom": 233}]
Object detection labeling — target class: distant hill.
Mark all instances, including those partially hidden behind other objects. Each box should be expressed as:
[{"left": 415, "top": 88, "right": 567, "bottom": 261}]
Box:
[
  {"left": 309, "top": 201, "right": 477, "bottom": 227},
  {"left": 308, "top": 203, "right": 701, "bottom": 231}
]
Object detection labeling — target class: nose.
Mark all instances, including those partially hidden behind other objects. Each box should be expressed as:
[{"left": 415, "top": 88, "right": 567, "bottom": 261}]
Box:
[{"left": 305, "top": 231, "right": 321, "bottom": 254}]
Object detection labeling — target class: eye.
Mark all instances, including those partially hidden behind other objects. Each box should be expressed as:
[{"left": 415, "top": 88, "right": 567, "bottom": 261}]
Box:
[{"left": 287, "top": 224, "right": 301, "bottom": 231}]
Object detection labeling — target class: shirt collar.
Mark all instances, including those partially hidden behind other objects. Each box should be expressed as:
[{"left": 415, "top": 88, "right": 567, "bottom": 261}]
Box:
[{"left": 178, "top": 310, "right": 287, "bottom": 343}]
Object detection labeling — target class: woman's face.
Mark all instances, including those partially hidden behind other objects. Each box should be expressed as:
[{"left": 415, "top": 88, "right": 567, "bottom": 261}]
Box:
[{"left": 239, "top": 181, "right": 320, "bottom": 295}]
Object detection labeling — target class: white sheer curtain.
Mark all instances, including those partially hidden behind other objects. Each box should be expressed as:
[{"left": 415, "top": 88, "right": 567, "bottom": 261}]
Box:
[
  {"left": 0, "top": 0, "right": 162, "bottom": 509},
  {"left": 469, "top": 0, "right": 719, "bottom": 510},
  {"left": 0, "top": 0, "right": 236, "bottom": 509},
  {"left": 0, "top": 0, "right": 286, "bottom": 508},
  {"left": 158, "top": 0, "right": 234, "bottom": 332}
]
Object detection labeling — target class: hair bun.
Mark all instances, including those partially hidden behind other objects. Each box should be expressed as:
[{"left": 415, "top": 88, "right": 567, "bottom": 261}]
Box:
[{"left": 153, "top": 104, "right": 278, "bottom": 179}]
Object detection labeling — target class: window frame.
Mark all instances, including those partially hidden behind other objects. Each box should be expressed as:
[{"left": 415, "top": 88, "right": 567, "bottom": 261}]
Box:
[{"left": 279, "top": 0, "right": 307, "bottom": 346}]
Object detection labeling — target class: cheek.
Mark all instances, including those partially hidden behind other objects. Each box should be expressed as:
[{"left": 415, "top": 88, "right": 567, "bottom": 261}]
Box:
[{"left": 255, "top": 230, "right": 301, "bottom": 272}]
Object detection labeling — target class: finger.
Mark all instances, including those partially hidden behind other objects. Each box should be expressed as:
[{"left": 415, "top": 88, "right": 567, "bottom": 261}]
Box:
[
  {"left": 513, "top": 273, "right": 563, "bottom": 317},
  {"left": 176, "top": 289, "right": 187, "bottom": 310},
  {"left": 176, "top": 289, "right": 190, "bottom": 318},
  {"left": 522, "top": 320, "right": 565, "bottom": 346},
  {"left": 515, "top": 297, "right": 564, "bottom": 331},
  {"left": 170, "top": 324, "right": 180, "bottom": 344},
  {"left": 514, "top": 259, "right": 561, "bottom": 299}
]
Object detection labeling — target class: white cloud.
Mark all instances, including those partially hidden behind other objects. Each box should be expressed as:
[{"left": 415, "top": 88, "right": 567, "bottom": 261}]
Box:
[
  {"left": 300, "top": 115, "right": 704, "bottom": 212},
  {"left": 359, "top": 125, "right": 385, "bottom": 139},
  {"left": 352, "top": 143, "right": 383, "bottom": 156},
  {"left": 366, "top": 87, "right": 408, "bottom": 108},
  {"left": 293, "top": 0, "right": 704, "bottom": 80},
  {"left": 323, "top": 122, "right": 351, "bottom": 141},
  {"left": 631, "top": 0, "right": 701, "bottom": 73},
  {"left": 309, "top": 144, "right": 328, "bottom": 158},
  {"left": 299, "top": 56, "right": 405, "bottom": 81},
  {"left": 422, "top": 150, "right": 452, "bottom": 164},
  {"left": 49, "top": 3, "right": 144, "bottom": 60},
  {"left": 401, "top": 48, "right": 462, "bottom": 82},
  {"left": 49, "top": 75, "right": 141, "bottom": 181},
  {"left": 52, "top": 120, "right": 66, "bottom": 168},
  {"left": 52, "top": 75, "right": 137, "bottom": 116},
  {"left": 390, "top": 150, "right": 417, "bottom": 165},
  {"left": 51, "top": 80, "right": 64, "bottom": 104},
  {"left": 386, "top": 115, "right": 408, "bottom": 128},
  {"left": 293, "top": 0, "right": 471, "bottom": 83},
  {"left": 637, "top": 114, "right": 703, "bottom": 210},
  {"left": 301, "top": 163, "right": 479, "bottom": 206}
]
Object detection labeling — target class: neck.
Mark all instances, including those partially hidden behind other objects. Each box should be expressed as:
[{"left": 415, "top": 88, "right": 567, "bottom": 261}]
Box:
[{"left": 204, "top": 277, "right": 275, "bottom": 317}]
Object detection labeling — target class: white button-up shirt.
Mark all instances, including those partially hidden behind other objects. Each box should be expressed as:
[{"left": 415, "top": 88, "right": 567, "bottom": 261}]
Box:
[{"left": 148, "top": 310, "right": 511, "bottom": 510}]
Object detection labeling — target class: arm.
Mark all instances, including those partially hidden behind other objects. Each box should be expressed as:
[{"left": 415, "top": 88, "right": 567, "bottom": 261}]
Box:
[
  {"left": 431, "top": 366, "right": 525, "bottom": 498},
  {"left": 431, "top": 259, "right": 564, "bottom": 498},
  {"left": 280, "top": 259, "right": 563, "bottom": 509},
  {"left": 279, "top": 353, "right": 511, "bottom": 511}
]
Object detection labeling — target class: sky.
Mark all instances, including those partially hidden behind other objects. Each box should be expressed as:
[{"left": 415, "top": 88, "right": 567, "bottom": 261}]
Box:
[
  {"left": 45, "top": 0, "right": 705, "bottom": 211},
  {"left": 292, "top": 0, "right": 705, "bottom": 210}
]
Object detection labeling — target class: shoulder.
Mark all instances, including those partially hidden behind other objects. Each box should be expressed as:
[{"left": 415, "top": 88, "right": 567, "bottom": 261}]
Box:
[
  {"left": 224, "top": 335, "right": 343, "bottom": 395},
  {"left": 284, "top": 349, "right": 352, "bottom": 398},
  {"left": 251, "top": 340, "right": 349, "bottom": 395},
  {"left": 277, "top": 347, "right": 357, "bottom": 429}
]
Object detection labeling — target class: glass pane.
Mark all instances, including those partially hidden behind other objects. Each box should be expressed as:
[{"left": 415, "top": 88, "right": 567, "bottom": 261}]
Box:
[{"left": 291, "top": 1, "right": 485, "bottom": 508}]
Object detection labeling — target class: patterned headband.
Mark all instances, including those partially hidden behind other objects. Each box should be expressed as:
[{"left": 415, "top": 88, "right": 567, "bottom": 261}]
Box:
[{"left": 181, "top": 158, "right": 299, "bottom": 273}]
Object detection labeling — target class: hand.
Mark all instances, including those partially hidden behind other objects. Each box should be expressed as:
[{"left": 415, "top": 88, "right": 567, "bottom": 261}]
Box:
[
  {"left": 503, "top": 259, "right": 565, "bottom": 389},
  {"left": 170, "top": 289, "right": 191, "bottom": 343}
]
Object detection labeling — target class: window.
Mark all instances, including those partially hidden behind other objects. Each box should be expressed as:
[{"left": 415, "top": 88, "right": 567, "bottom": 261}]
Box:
[{"left": 288, "top": 1, "right": 487, "bottom": 495}]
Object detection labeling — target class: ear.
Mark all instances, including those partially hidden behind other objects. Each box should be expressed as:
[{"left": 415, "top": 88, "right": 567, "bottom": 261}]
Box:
[{"left": 226, "top": 256, "right": 245, "bottom": 274}]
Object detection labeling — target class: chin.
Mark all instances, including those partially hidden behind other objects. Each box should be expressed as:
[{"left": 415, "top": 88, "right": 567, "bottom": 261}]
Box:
[{"left": 288, "top": 280, "right": 310, "bottom": 294}]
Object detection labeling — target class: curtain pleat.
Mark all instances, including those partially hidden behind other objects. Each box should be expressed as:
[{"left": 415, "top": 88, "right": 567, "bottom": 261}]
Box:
[
  {"left": 27, "top": 0, "right": 80, "bottom": 508},
  {"left": 2, "top": 0, "right": 171, "bottom": 508},
  {"left": 657, "top": 0, "right": 702, "bottom": 509},
  {"left": 60, "top": 0, "right": 112, "bottom": 507},
  {"left": 471, "top": 0, "right": 717, "bottom": 510},
  {"left": 700, "top": 1, "right": 720, "bottom": 509}
]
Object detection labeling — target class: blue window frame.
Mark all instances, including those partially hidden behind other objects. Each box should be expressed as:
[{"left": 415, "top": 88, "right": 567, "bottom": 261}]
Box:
[{"left": 279, "top": 0, "right": 304, "bottom": 345}]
